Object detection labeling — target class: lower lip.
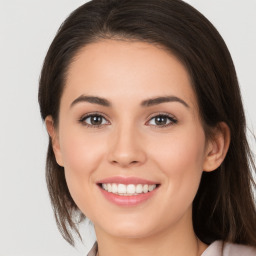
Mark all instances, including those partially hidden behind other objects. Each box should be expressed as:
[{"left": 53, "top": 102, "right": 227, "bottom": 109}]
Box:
[{"left": 99, "top": 186, "right": 159, "bottom": 206}]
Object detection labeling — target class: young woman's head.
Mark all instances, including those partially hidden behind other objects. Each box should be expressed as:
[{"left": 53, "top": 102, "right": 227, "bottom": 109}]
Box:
[{"left": 38, "top": 0, "right": 256, "bottom": 246}]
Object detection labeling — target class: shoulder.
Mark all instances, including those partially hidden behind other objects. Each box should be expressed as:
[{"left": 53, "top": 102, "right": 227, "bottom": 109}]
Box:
[
  {"left": 223, "top": 242, "right": 256, "bottom": 256},
  {"left": 202, "top": 240, "right": 256, "bottom": 256}
]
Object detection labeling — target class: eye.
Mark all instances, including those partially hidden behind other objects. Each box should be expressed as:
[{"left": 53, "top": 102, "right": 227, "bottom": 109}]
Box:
[
  {"left": 79, "top": 113, "right": 109, "bottom": 128},
  {"left": 147, "top": 114, "right": 177, "bottom": 127}
]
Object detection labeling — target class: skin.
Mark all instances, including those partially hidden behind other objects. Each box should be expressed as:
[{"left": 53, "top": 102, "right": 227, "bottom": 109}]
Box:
[{"left": 46, "top": 40, "right": 230, "bottom": 256}]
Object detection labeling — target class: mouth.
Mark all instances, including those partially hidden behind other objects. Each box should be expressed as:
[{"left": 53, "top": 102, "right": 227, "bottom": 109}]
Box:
[
  {"left": 99, "top": 183, "right": 159, "bottom": 196},
  {"left": 96, "top": 176, "right": 160, "bottom": 206}
]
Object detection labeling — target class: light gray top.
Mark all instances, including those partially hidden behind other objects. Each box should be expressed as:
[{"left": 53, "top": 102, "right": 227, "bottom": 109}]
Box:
[
  {"left": 202, "top": 240, "right": 256, "bottom": 256},
  {"left": 87, "top": 240, "right": 256, "bottom": 256}
]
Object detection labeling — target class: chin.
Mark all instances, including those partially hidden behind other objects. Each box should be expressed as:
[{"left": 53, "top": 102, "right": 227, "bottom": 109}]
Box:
[{"left": 95, "top": 215, "right": 162, "bottom": 239}]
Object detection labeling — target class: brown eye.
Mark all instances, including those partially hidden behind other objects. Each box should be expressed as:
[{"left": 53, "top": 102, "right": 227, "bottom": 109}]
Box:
[
  {"left": 147, "top": 114, "right": 177, "bottom": 127},
  {"left": 155, "top": 116, "right": 169, "bottom": 125},
  {"left": 90, "top": 115, "right": 103, "bottom": 125},
  {"left": 80, "top": 114, "right": 109, "bottom": 127}
]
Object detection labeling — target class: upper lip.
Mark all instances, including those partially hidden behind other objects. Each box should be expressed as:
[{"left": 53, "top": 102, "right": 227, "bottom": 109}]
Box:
[{"left": 97, "top": 176, "right": 159, "bottom": 185}]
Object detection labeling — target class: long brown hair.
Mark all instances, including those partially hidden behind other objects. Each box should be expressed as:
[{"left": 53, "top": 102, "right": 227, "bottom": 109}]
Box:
[{"left": 38, "top": 0, "right": 256, "bottom": 246}]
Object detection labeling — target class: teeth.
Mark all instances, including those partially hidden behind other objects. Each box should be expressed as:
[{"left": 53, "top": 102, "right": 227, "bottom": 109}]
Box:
[
  {"left": 112, "top": 183, "right": 118, "bottom": 193},
  {"left": 148, "top": 185, "right": 155, "bottom": 192},
  {"left": 118, "top": 184, "right": 126, "bottom": 194},
  {"left": 143, "top": 184, "right": 148, "bottom": 193},
  {"left": 127, "top": 184, "right": 136, "bottom": 194},
  {"left": 101, "top": 183, "right": 157, "bottom": 195},
  {"left": 136, "top": 184, "right": 143, "bottom": 193}
]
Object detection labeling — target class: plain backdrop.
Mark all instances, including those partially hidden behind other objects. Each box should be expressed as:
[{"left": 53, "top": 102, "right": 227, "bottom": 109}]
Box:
[{"left": 0, "top": 0, "right": 255, "bottom": 255}]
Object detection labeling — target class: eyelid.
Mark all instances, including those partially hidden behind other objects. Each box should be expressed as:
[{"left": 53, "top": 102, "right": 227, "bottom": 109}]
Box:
[
  {"left": 78, "top": 111, "right": 111, "bottom": 127},
  {"left": 145, "top": 112, "right": 178, "bottom": 127},
  {"left": 78, "top": 111, "right": 177, "bottom": 128}
]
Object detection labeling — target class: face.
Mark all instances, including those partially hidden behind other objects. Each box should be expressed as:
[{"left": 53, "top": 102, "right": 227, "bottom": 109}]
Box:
[{"left": 49, "top": 40, "right": 215, "bottom": 240}]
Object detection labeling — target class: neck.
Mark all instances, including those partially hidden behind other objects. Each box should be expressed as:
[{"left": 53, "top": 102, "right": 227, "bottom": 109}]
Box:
[{"left": 94, "top": 212, "right": 208, "bottom": 256}]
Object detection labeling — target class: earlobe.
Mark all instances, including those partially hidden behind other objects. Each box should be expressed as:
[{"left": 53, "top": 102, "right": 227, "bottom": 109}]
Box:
[
  {"left": 45, "top": 116, "right": 64, "bottom": 167},
  {"left": 203, "top": 122, "right": 230, "bottom": 172}
]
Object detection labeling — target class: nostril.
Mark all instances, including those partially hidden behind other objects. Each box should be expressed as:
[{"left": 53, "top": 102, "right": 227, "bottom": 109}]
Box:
[{"left": 111, "top": 160, "right": 139, "bottom": 167}]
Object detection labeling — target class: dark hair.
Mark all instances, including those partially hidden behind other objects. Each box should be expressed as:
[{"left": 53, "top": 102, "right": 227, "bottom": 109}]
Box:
[{"left": 38, "top": 0, "right": 256, "bottom": 246}]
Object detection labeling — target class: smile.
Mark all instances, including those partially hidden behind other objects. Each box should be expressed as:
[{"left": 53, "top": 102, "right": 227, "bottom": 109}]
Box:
[
  {"left": 101, "top": 183, "right": 157, "bottom": 196},
  {"left": 97, "top": 177, "right": 160, "bottom": 206}
]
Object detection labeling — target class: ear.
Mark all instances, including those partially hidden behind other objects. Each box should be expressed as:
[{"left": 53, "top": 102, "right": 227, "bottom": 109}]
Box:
[
  {"left": 45, "top": 116, "right": 64, "bottom": 167},
  {"left": 203, "top": 122, "right": 230, "bottom": 172}
]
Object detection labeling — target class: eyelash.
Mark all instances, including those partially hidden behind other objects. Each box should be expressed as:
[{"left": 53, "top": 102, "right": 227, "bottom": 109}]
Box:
[
  {"left": 78, "top": 112, "right": 110, "bottom": 129},
  {"left": 78, "top": 112, "right": 178, "bottom": 129},
  {"left": 146, "top": 112, "right": 178, "bottom": 128}
]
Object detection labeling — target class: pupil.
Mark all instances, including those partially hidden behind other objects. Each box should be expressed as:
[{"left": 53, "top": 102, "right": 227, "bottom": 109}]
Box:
[
  {"left": 91, "top": 116, "right": 102, "bottom": 125},
  {"left": 156, "top": 116, "right": 167, "bottom": 125}
]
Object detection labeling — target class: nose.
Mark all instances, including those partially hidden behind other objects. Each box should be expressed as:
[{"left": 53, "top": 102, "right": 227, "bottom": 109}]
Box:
[{"left": 107, "top": 124, "right": 147, "bottom": 168}]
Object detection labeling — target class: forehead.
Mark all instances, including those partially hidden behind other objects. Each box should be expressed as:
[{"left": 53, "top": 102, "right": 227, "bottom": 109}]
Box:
[{"left": 63, "top": 39, "right": 198, "bottom": 110}]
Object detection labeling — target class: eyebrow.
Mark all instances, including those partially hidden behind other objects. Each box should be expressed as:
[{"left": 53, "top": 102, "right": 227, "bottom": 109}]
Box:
[
  {"left": 70, "top": 95, "right": 189, "bottom": 108},
  {"left": 70, "top": 95, "right": 111, "bottom": 108},
  {"left": 141, "top": 96, "right": 189, "bottom": 108}
]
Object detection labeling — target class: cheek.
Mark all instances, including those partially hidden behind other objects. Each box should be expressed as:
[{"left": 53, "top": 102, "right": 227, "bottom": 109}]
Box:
[
  {"left": 58, "top": 128, "right": 107, "bottom": 211},
  {"left": 151, "top": 125, "right": 206, "bottom": 200},
  {"left": 60, "top": 129, "right": 106, "bottom": 175},
  {"left": 152, "top": 125, "right": 205, "bottom": 166}
]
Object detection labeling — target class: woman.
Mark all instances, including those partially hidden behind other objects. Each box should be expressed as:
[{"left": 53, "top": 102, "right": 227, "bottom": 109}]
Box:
[{"left": 38, "top": 0, "right": 256, "bottom": 255}]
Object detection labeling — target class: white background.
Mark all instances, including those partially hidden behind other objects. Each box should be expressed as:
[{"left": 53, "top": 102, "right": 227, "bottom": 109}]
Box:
[{"left": 0, "top": 0, "right": 255, "bottom": 255}]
